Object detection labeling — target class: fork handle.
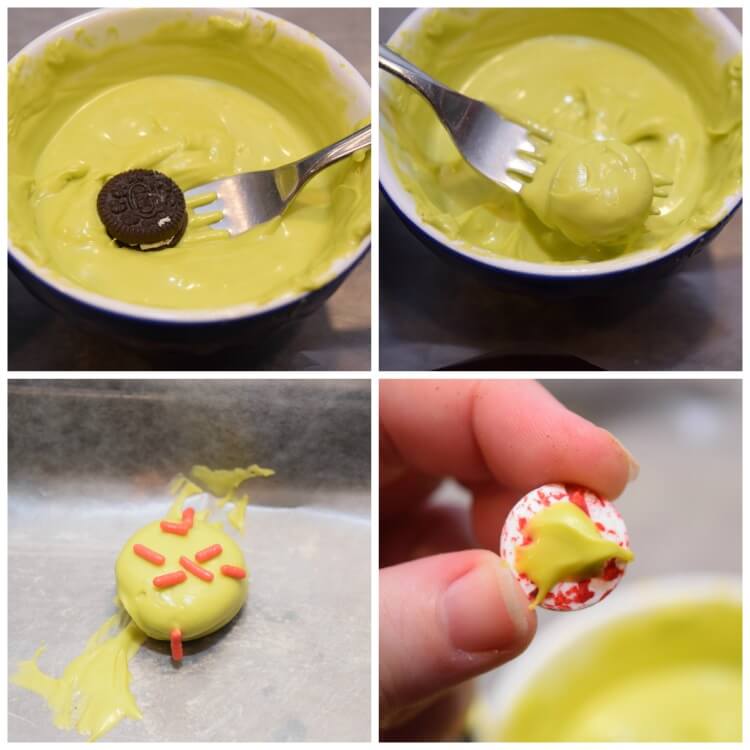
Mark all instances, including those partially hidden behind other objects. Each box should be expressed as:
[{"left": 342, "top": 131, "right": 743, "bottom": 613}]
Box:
[
  {"left": 379, "top": 45, "right": 451, "bottom": 107},
  {"left": 297, "top": 125, "right": 371, "bottom": 186}
]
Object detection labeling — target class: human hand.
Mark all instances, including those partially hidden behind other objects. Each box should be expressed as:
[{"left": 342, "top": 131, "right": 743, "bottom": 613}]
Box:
[{"left": 380, "top": 380, "right": 638, "bottom": 739}]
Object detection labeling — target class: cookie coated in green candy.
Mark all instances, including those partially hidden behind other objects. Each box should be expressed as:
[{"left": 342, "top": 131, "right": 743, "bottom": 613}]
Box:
[{"left": 115, "top": 515, "right": 248, "bottom": 641}]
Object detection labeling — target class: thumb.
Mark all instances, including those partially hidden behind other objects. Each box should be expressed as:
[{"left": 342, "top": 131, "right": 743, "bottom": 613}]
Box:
[{"left": 380, "top": 549, "right": 535, "bottom": 727}]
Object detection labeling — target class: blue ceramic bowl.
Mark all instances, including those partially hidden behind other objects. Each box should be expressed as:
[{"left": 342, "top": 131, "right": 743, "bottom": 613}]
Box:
[
  {"left": 380, "top": 9, "right": 741, "bottom": 293},
  {"left": 9, "top": 8, "right": 370, "bottom": 353}
]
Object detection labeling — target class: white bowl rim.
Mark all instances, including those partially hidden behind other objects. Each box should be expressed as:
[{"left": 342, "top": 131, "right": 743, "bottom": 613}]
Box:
[
  {"left": 379, "top": 7, "right": 742, "bottom": 280},
  {"left": 473, "top": 573, "right": 742, "bottom": 739},
  {"left": 9, "top": 6, "right": 371, "bottom": 324}
]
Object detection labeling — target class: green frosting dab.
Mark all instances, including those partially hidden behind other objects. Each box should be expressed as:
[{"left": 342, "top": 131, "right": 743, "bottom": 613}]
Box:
[
  {"left": 383, "top": 9, "right": 741, "bottom": 263},
  {"left": 9, "top": 13, "right": 370, "bottom": 309},
  {"left": 515, "top": 502, "right": 634, "bottom": 608}
]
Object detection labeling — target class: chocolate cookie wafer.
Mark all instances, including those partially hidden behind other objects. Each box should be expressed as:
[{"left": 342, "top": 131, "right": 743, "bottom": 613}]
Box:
[{"left": 97, "top": 169, "right": 187, "bottom": 251}]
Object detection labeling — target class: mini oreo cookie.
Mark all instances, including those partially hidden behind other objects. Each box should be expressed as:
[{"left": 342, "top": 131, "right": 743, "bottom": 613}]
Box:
[{"left": 97, "top": 169, "right": 187, "bottom": 251}]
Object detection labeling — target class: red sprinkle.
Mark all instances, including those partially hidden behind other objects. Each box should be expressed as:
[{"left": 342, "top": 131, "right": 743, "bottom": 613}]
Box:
[
  {"left": 133, "top": 543, "right": 165, "bottom": 566},
  {"left": 182, "top": 507, "right": 195, "bottom": 528},
  {"left": 153, "top": 570, "right": 187, "bottom": 589},
  {"left": 170, "top": 628, "right": 183, "bottom": 661},
  {"left": 180, "top": 555, "right": 214, "bottom": 582},
  {"left": 160, "top": 520, "right": 189, "bottom": 536},
  {"left": 195, "top": 544, "right": 223, "bottom": 563},
  {"left": 221, "top": 565, "right": 247, "bottom": 579}
]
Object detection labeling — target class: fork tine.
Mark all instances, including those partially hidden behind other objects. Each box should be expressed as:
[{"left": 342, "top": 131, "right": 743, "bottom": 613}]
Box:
[
  {"left": 191, "top": 201, "right": 221, "bottom": 216},
  {"left": 187, "top": 225, "right": 231, "bottom": 242},
  {"left": 527, "top": 123, "right": 554, "bottom": 142},
  {"left": 505, "top": 157, "right": 537, "bottom": 179},
  {"left": 652, "top": 175, "right": 673, "bottom": 187},
  {"left": 516, "top": 138, "right": 536, "bottom": 154},
  {"left": 497, "top": 174, "right": 525, "bottom": 194},
  {"left": 185, "top": 191, "right": 218, "bottom": 209},
  {"left": 517, "top": 147, "right": 545, "bottom": 164},
  {"left": 516, "top": 138, "right": 546, "bottom": 164},
  {"left": 189, "top": 207, "right": 224, "bottom": 229}
]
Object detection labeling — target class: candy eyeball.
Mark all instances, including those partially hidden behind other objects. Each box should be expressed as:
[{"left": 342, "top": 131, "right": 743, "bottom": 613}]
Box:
[{"left": 500, "top": 483, "right": 633, "bottom": 611}]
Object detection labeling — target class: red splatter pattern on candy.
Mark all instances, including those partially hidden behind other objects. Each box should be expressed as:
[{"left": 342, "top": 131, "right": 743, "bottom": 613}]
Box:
[
  {"left": 566, "top": 485, "right": 591, "bottom": 516},
  {"left": 601, "top": 558, "right": 622, "bottom": 581},
  {"left": 500, "top": 483, "right": 632, "bottom": 612}
]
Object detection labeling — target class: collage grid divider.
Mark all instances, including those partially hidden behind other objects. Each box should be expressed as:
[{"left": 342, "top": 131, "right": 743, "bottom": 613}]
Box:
[{"left": 2, "top": 4, "right": 749, "bottom": 744}]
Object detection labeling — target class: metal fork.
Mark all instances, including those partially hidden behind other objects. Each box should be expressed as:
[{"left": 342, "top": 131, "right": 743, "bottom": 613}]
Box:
[
  {"left": 379, "top": 45, "right": 548, "bottom": 193},
  {"left": 185, "top": 125, "right": 371, "bottom": 235}
]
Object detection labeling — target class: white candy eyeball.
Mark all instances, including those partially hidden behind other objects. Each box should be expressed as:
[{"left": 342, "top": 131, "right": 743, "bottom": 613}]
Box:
[{"left": 500, "top": 483, "right": 633, "bottom": 611}]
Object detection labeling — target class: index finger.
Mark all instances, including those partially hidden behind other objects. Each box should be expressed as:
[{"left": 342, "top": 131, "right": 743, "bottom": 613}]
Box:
[{"left": 380, "top": 380, "right": 638, "bottom": 517}]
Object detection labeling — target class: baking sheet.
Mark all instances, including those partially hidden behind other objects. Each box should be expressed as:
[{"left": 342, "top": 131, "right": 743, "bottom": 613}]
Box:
[{"left": 8, "top": 380, "right": 371, "bottom": 741}]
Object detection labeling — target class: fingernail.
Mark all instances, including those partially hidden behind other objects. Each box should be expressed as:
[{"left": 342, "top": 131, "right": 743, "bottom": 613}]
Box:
[
  {"left": 441, "top": 560, "right": 531, "bottom": 654},
  {"left": 608, "top": 431, "right": 640, "bottom": 482}
]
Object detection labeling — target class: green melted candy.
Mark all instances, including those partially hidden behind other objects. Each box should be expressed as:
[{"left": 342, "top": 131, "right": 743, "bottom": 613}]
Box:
[
  {"left": 498, "top": 599, "right": 742, "bottom": 741},
  {"left": 515, "top": 502, "right": 633, "bottom": 608}
]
